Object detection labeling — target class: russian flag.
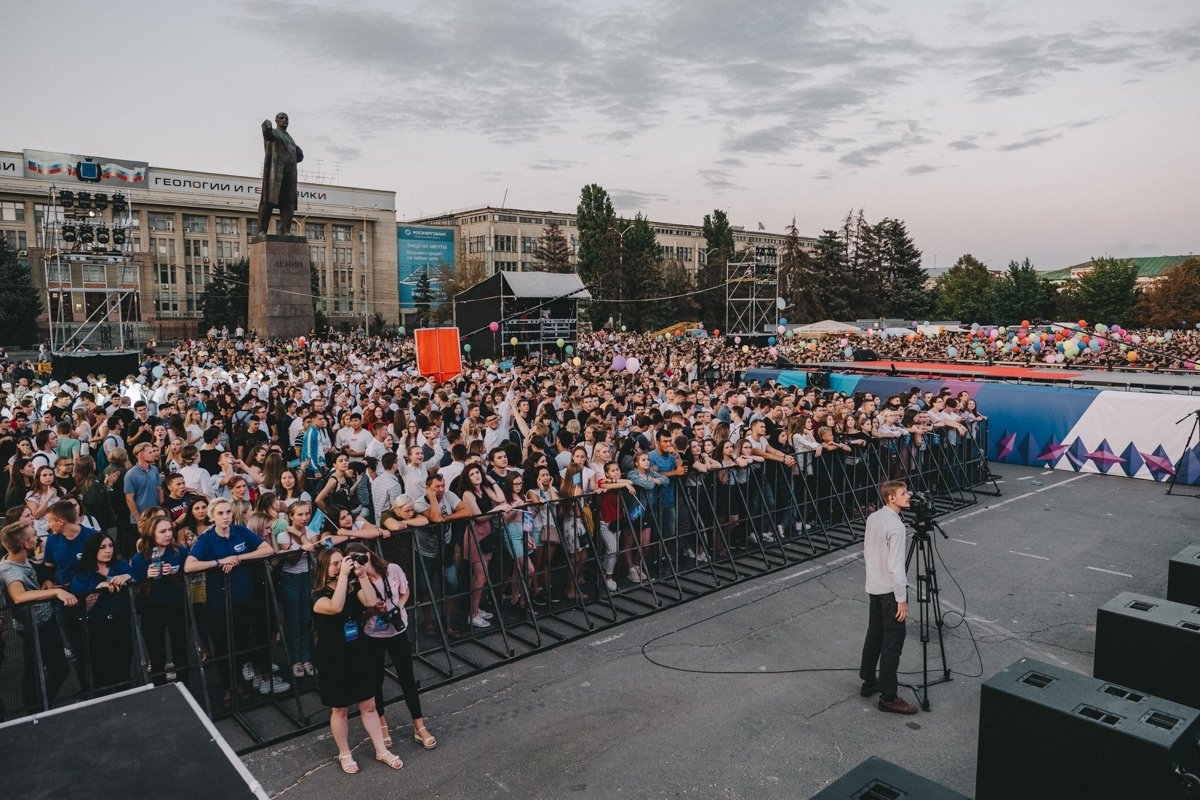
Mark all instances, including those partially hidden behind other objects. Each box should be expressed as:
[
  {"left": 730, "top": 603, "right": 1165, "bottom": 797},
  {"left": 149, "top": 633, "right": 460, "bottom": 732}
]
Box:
[{"left": 101, "top": 163, "right": 147, "bottom": 183}]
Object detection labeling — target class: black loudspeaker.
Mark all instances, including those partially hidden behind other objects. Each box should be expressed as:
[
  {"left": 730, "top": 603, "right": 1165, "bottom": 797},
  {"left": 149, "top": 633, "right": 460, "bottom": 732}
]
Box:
[
  {"left": 852, "top": 348, "right": 879, "bottom": 361},
  {"left": 1168, "top": 544, "right": 1200, "bottom": 608},
  {"left": 1094, "top": 591, "right": 1200, "bottom": 709},
  {"left": 977, "top": 657, "right": 1200, "bottom": 800},
  {"left": 808, "top": 370, "right": 830, "bottom": 390},
  {"left": 810, "top": 756, "right": 968, "bottom": 799}
]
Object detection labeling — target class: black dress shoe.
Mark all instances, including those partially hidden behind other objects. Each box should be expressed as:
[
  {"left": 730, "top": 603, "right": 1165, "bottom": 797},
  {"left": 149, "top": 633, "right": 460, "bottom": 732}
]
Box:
[
  {"left": 860, "top": 682, "right": 879, "bottom": 697},
  {"left": 878, "top": 695, "right": 918, "bottom": 715}
]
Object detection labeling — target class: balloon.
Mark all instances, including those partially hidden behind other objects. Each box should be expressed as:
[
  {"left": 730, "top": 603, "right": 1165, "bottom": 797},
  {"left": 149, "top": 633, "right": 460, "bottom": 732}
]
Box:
[
  {"left": 844, "top": 347, "right": 854, "bottom": 357},
  {"left": 1165, "top": 330, "right": 1174, "bottom": 340},
  {"left": 612, "top": 356, "right": 627, "bottom": 371},
  {"left": 769, "top": 346, "right": 778, "bottom": 357},
  {"left": 734, "top": 336, "right": 742, "bottom": 344},
  {"left": 1078, "top": 320, "right": 1087, "bottom": 328},
  {"left": 556, "top": 338, "right": 565, "bottom": 348},
  {"left": 1021, "top": 320, "right": 1030, "bottom": 328},
  {"left": 572, "top": 356, "right": 582, "bottom": 366},
  {"left": 1131, "top": 334, "right": 1142, "bottom": 344},
  {"left": 1185, "top": 361, "right": 1196, "bottom": 370},
  {"left": 806, "top": 342, "right": 816, "bottom": 352},
  {"left": 742, "top": 345, "right": 750, "bottom": 353},
  {"left": 152, "top": 365, "right": 164, "bottom": 378},
  {"left": 621, "top": 325, "right": 627, "bottom": 332},
  {"left": 973, "top": 345, "right": 984, "bottom": 357},
  {"left": 779, "top": 318, "right": 788, "bottom": 325},
  {"left": 767, "top": 336, "right": 777, "bottom": 346},
  {"left": 297, "top": 336, "right": 307, "bottom": 347},
  {"left": 396, "top": 327, "right": 405, "bottom": 336},
  {"left": 1045, "top": 354, "right": 1055, "bottom": 363},
  {"left": 625, "top": 357, "right": 641, "bottom": 373},
  {"left": 489, "top": 321, "right": 499, "bottom": 332},
  {"left": 947, "top": 346, "right": 958, "bottom": 357},
  {"left": 839, "top": 338, "right": 849, "bottom": 347},
  {"left": 463, "top": 343, "right": 472, "bottom": 352},
  {"left": 712, "top": 329, "right": 719, "bottom": 337},
  {"left": 785, "top": 329, "right": 794, "bottom": 338},
  {"left": 565, "top": 345, "right": 574, "bottom": 355},
  {"left": 484, "top": 358, "right": 493, "bottom": 366},
  {"left": 777, "top": 325, "right": 786, "bottom": 334},
  {"left": 510, "top": 337, "right": 518, "bottom": 346},
  {"left": 1127, "top": 351, "right": 1138, "bottom": 361},
  {"left": 698, "top": 322, "right": 705, "bottom": 329}
]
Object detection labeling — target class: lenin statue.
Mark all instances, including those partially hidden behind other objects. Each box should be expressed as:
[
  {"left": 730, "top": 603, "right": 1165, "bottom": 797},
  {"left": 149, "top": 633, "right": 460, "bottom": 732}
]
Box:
[{"left": 258, "top": 112, "right": 304, "bottom": 235}]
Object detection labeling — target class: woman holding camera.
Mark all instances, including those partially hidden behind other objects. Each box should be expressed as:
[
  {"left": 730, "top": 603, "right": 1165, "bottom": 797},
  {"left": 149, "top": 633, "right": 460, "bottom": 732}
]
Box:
[
  {"left": 346, "top": 543, "right": 437, "bottom": 751},
  {"left": 312, "top": 547, "right": 403, "bottom": 774}
]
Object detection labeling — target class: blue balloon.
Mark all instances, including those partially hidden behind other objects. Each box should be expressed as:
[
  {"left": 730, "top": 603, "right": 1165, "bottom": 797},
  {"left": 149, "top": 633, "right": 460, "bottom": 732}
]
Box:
[
  {"left": 947, "top": 346, "right": 958, "bottom": 357},
  {"left": 779, "top": 318, "right": 788, "bottom": 326},
  {"left": 767, "top": 336, "right": 777, "bottom": 346},
  {"left": 1164, "top": 330, "right": 1174, "bottom": 340}
]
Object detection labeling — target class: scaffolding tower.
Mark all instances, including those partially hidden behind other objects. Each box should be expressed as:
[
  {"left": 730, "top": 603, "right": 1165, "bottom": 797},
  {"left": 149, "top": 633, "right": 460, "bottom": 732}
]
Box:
[
  {"left": 39, "top": 185, "right": 140, "bottom": 353},
  {"left": 724, "top": 244, "right": 778, "bottom": 339}
]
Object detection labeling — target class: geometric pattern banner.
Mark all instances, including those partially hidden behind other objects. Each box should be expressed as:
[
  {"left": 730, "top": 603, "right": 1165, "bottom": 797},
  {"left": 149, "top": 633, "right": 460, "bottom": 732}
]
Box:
[{"left": 743, "top": 368, "right": 1200, "bottom": 485}]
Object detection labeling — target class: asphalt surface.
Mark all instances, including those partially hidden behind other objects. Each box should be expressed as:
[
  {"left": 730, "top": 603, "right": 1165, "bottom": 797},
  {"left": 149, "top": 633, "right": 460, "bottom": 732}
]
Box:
[{"left": 241, "top": 464, "right": 1200, "bottom": 799}]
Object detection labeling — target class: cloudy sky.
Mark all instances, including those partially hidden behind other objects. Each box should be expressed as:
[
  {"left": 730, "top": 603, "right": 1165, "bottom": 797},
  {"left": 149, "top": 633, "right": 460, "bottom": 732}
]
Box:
[{"left": 5, "top": 0, "right": 1198, "bottom": 269}]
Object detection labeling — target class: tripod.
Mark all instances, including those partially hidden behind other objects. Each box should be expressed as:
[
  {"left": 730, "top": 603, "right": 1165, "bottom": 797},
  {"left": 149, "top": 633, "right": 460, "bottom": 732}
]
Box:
[
  {"left": 1165, "top": 409, "right": 1200, "bottom": 497},
  {"left": 905, "top": 516, "right": 951, "bottom": 711}
]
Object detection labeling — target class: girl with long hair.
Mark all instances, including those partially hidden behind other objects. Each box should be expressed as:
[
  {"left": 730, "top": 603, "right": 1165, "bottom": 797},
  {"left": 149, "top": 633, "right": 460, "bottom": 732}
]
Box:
[
  {"left": 275, "top": 500, "right": 317, "bottom": 677},
  {"left": 129, "top": 514, "right": 189, "bottom": 686}
]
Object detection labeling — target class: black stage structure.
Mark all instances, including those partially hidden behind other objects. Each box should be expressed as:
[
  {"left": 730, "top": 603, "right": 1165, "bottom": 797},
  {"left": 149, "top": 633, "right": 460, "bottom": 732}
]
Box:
[
  {"left": 454, "top": 271, "right": 590, "bottom": 361},
  {"left": 50, "top": 349, "right": 141, "bottom": 382}
]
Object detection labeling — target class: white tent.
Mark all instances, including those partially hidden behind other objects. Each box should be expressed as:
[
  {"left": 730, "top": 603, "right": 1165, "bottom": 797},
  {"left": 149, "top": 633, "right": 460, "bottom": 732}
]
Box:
[{"left": 791, "top": 320, "right": 863, "bottom": 336}]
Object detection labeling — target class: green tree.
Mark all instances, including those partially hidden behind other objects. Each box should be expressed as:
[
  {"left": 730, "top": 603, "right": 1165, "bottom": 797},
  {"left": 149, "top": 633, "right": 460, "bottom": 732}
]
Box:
[
  {"left": 576, "top": 184, "right": 618, "bottom": 327},
  {"left": 620, "top": 213, "right": 664, "bottom": 330},
  {"left": 533, "top": 220, "right": 573, "bottom": 273},
  {"left": 0, "top": 239, "right": 43, "bottom": 347},
  {"left": 777, "top": 219, "right": 823, "bottom": 322},
  {"left": 200, "top": 262, "right": 233, "bottom": 332},
  {"left": 228, "top": 258, "right": 249, "bottom": 328},
  {"left": 1053, "top": 281, "right": 1083, "bottom": 322},
  {"left": 812, "top": 229, "right": 852, "bottom": 320},
  {"left": 658, "top": 259, "right": 700, "bottom": 324},
  {"left": 413, "top": 268, "right": 434, "bottom": 326},
  {"left": 368, "top": 312, "right": 385, "bottom": 335},
  {"left": 875, "top": 217, "right": 930, "bottom": 319},
  {"left": 310, "top": 264, "right": 326, "bottom": 334},
  {"left": 990, "top": 258, "right": 1056, "bottom": 324},
  {"left": 935, "top": 254, "right": 993, "bottom": 323},
  {"left": 1076, "top": 257, "right": 1140, "bottom": 326},
  {"left": 432, "top": 253, "right": 486, "bottom": 323},
  {"left": 1137, "top": 258, "right": 1200, "bottom": 328},
  {"left": 699, "top": 209, "right": 736, "bottom": 326}
]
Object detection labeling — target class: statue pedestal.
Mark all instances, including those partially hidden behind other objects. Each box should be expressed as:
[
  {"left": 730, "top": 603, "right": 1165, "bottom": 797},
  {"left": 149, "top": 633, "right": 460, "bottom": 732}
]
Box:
[{"left": 248, "top": 235, "right": 314, "bottom": 339}]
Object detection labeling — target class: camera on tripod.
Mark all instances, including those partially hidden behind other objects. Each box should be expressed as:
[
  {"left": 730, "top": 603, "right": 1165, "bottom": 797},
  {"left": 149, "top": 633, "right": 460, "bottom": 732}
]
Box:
[{"left": 908, "top": 492, "right": 936, "bottom": 530}]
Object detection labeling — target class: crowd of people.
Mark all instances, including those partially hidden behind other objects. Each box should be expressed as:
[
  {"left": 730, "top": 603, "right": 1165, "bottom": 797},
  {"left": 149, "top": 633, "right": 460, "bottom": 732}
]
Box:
[{"left": 0, "top": 328, "right": 997, "bottom": 771}]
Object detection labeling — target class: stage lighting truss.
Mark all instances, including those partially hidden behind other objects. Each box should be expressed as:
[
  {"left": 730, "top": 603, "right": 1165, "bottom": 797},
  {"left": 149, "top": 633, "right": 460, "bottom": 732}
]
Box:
[
  {"left": 76, "top": 191, "right": 93, "bottom": 210},
  {"left": 78, "top": 224, "right": 94, "bottom": 245},
  {"left": 93, "top": 192, "right": 109, "bottom": 211},
  {"left": 58, "top": 189, "right": 75, "bottom": 209},
  {"left": 111, "top": 193, "right": 127, "bottom": 214},
  {"left": 61, "top": 224, "right": 77, "bottom": 243},
  {"left": 96, "top": 225, "right": 110, "bottom": 245},
  {"left": 112, "top": 227, "right": 126, "bottom": 246}
]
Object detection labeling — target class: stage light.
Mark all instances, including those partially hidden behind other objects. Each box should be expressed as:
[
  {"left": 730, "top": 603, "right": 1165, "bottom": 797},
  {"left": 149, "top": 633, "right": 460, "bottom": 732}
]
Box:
[
  {"left": 62, "top": 224, "right": 77, "bottom": 243},
  {"left": 93, "top": 192, "right": 109, "bottom": 211},
  {"left": 111, "top": 193, "right": 127, "bottom": 214},
  {"left": 96, "top": 225, "right": 110, "bottom": 245},
  {"left": 112, "top": 227, "right": 126, "bottom": 246},
  {"left": 59, "top": 190, "right": 75, "bottom": 209},
  {"left": 79, "top": 224, "right": 94, "bottom": 244},
  {"left": 76, "top": 191, "right": 92, "bottom": 210}
]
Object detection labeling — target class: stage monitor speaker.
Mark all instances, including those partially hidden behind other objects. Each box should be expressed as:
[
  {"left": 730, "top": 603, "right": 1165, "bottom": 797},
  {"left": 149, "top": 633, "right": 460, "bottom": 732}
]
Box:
[
  {"left": 808, "top": 369, "right": 830, "bottom": 390},
  {"left": 1167, "top": 544, "right": 1200, "bottom": 608},
  {"left": 852, "top": 348, "right": 878, "bottom": 362},
  {"left": 809, "top": 756, "right": 969, "bottom": 799},
  {"left": 0, "top": 683, "right": 268, "bottom": 800},
  {"left": 1094, "top": 591, "right": 1200, "bottom": 709},
  {"left": 976, "top": 657, "right": 1200, "bottom": 800}
]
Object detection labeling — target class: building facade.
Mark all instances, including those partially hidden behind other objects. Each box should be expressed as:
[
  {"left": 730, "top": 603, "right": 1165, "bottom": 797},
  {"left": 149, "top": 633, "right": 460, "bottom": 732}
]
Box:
[
  {"left": 408, "top": 206, "right": 816, "bottom": 278},
  {"left": 0, "top": 148, "right": 398, "bottom": 341}
]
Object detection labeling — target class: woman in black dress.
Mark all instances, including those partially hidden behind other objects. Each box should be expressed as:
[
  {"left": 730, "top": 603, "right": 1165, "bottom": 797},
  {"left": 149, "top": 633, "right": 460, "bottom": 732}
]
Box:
[{"left": 312, "top": 547, "right": 403, "bottom": 774}]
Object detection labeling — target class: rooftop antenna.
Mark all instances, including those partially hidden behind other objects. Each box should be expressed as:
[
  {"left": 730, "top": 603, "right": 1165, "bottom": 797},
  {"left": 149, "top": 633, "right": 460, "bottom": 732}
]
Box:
[{"left": 500, "top": 188, "right": 508, "bottom": 209}]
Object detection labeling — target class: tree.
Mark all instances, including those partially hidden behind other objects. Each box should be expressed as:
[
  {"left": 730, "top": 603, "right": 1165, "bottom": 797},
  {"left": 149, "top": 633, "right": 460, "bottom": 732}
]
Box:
[
  {"left": 532, "top": 220, "right": 573, "bottom": 273},
  {"left": 368, "top": 312, "right": 385, "bottom": 336},
  {"left": 310, "top": 264, "right": 326, "bottom": 334},
  {"left": 1137, "top": 258, "right": 1200, "bottom": 328},
  {"left": 990, "top": 258, "right": 1055, "bottom": 324},
  {"left": 201, "top": 262, "right": 233, "bottom": 333},
  {"left": 812, "top": 229, "right": 852, "bottom": 320},
  {"left": 935, "top": 254, "right": 993, "bottom": 323},
  {"left": 777, "top": 219, "right": 823, "bottom": 322},
  {"left": 576, "top": 184, "right": 618, "bottom": 327},
  {"left": 875, "top": 217, "right": 930, "bottom": 319},
  {"left": 413, "top": 268, "right": 435, "bottom": 327},
  {"left": 658, "top": 259, "right": 700, "bottom": 323},
  {"left": 699, "top": 209, "right": 736, "bottom": 327},
  {"left": 1076, "top": 257, "right": 1140, "bottom": 326},
  {"left": 842, "top": 209, "right": 882, "bottom": 318},
  {"left": 0, "top": 239, "right": 42, "bottom": 347},
  {"left": 620, "top": 213, "right": 664, "bottom": 330},
  {"left": 432, "top": 253, "right": 486, "bottom": 323}
]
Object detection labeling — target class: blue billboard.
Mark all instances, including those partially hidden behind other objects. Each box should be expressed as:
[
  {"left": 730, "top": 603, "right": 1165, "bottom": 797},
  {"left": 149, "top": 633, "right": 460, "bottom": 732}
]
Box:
[{"left": 397, "top": 224, "right": 455, "bottom": 312}]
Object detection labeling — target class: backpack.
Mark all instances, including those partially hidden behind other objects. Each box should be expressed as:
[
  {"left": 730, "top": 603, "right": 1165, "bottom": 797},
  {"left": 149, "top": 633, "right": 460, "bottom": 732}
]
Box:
[{"left": 95, "top": 435, "right": 119, "bottom": 472}]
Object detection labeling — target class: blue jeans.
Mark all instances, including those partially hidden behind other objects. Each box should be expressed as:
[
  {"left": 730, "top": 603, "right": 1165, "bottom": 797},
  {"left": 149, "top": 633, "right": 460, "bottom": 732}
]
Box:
[{"left": 278, "top": 570, "right": 313, "bottom": 663}]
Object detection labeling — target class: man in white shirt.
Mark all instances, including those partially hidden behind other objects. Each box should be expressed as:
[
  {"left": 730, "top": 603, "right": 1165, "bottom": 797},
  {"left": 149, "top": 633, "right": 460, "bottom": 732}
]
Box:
[
  {"left": 858, "top": 480, "right": 917, "bottom": 715},
  {"left": 335, "top": 413, "right": 373, "bottom": 462},
  {"left": 364, "top": 421, "right": 392, "bottom": 462},
  {"left": 370, "top": 452, "right": 405, "bottom": 525}
]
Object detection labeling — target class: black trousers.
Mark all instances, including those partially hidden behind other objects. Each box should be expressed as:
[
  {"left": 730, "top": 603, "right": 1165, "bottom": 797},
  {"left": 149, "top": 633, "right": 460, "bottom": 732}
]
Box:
[
  {"left": 140, "top": 601, "right": 191, "bottom": 686},
  {"left": 859, "top": 592, "right": 906, "bottom": 699},
  {"left": 366, "top": 633, "right": 423, "bottom": 722},
  {"left": 19, "top": 621, "right": 70, "bottom": 710}
]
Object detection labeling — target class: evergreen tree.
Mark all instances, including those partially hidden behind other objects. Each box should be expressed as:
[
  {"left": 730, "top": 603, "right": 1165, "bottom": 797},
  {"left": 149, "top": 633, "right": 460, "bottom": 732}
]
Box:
[
  {"left": 0, "top": 239, "right": 42, "bottom": 347},
  {"left": 658, "top": 260, "right": 700, "bottom": 324},
  {"left": 935, "top": 254, "right": 992, "bottom": 323},
  {"left": 875, "top": 218, "right": 930, "bottom": 319},
  {"left": 228, "top": 258, "right": 249, "bottom": 328},
  {"left": 310, "top": 264, "right": 326, "bottom": 334},
  {"left": 812, "top": 229, "right": 852, "bottom": 320},
  {"left": 777, "top": 219, "right": 823, "bottom": 322},
  {"left": 413, "top": 268, "right": 434, "bottom": 326},
  {"left": 1076, "top": 257, "right": 1140, "bottom": 326},
  {"left": 1137, "top": 258, "right": 1200, "bottom": 328},
  {"left": 432, "top": 253, "right": 486, "bottom": 323},
  {"left": 699, "top": 209, "right": 736, "bottom": 327},
  {"left": 533, "top": 220, "right": 573, "bottom": 273},
  {"left": 621, "top": 214, "right": 664, "bottom": 330},
  {"left": 576, "top": 184, "right": 618, "bottom": 327},
  {"left": 200, "top": 262, "right": 233, "bottom": 333},
  {"left": 990, "top": 258, "right": 1056, "bottom": 324}
]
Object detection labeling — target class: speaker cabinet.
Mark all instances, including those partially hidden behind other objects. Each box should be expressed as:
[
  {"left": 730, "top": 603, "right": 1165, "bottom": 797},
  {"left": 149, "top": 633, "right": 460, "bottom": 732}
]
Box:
[
  {"left": 810, "top": 756, "right": 968, "bottom": 799},
  {"left": 977, "top": 658, "right": 1200, "bottom": 800},
  {"left": 1094, "top": 591, "right": 1200, "bottom": 709},
  {"left": 1167, "top": 544, "right": 1200, "bottom": 608}
]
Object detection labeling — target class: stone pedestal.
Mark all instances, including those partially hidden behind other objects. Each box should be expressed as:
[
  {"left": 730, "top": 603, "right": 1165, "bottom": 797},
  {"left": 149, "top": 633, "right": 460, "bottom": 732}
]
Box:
[{"left": 248, "top": 235, "right": 314, "bottom": 340}]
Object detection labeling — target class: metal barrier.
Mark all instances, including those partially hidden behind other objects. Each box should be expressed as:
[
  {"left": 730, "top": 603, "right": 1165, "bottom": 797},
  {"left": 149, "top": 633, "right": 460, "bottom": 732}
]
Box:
[{"left": 0, "top": 423, "right": 995, "bottom": 750}]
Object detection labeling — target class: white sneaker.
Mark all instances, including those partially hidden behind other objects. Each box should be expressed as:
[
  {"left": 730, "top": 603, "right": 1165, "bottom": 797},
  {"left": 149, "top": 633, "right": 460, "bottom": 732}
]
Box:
[
  {"left": 605, "top": 578, "right": 618, "bottom": 592},
  {"left": 479, "top": 609, "right": 494, "bottom": 620},
  {"left": 696, "top": 550, "right": 709, "bottom": 564},
  {"left": 762, "top": 532, "right": 775, "bottom": 543},
  {"left": 242, "top": 662, "right": 256, "bottom": 683},
  {"left": 627, "top": 567, "right": 642, "bottom": 583},
  {"left": 684, "top": 547, "right": 697, "bottom": 560},
  {"left": 469, "top": 612, "right": 491, "bottom": 629},
  {"left": 251, "top": 675, "right": 264, "bottom": 692},
  {"left": 260, "top": 676, "right": 291, "bottom": 695},
  {"left": 749, "top": 533, "right": 759, "bottom": 544}
]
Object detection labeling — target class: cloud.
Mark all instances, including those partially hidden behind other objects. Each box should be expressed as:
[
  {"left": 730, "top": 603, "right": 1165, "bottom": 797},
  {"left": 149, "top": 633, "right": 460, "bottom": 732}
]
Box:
[
  {"left": 528, "top": 159, "right": 582, "bottom": 172},
  {"left": 724, "top": 125, "right": 798, "bottom": 155},
  {"left": 698, "top": 169, "right": 737, "bottom": 191},
  {"left": 948, "top": 139, "right": 980, "bottom": 150},
  {"left": 998, "top": 132, "right": 1062, "bottom": 151},
  {"left": 907, "top": 164, "right": 941, "bottom": 175},
  {"left": 838, "top": 129, "right": 930, "bottom": 168},
  {"left": 610, "top": 189, "right": 669, "bottom": 211}
]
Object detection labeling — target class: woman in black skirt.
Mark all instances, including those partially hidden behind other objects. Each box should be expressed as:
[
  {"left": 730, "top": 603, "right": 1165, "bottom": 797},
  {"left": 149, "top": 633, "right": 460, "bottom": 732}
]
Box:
[
  {"left": 346, "top": 543, "right": 438, "bottom": 752},
  {"left": 312, "top": 547, "right": 403, "bottom": 774}
]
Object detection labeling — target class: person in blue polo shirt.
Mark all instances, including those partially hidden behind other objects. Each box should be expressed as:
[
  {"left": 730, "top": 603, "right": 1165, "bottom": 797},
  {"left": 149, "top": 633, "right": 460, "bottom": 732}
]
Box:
[
  {"left": 184, "top": 496, "right": 281, "bottom": 705},
  {"left": 42, "top": 499, "right": 99, "bottom": 587},
  {"left": 646, "top": 428, "right": 686, "bottom": 544}
]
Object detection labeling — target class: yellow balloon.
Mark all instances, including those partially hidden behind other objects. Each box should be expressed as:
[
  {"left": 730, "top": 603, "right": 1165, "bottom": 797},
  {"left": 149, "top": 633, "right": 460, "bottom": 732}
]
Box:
[
  {"left": 572, "top": 356, "right": 582, "bottom": 366},
  {"left": 510, "top": 337, "right": 518, "bottom": 346},
  {"left": 742, "top": 345, "right": 750, "bottom": 353}
]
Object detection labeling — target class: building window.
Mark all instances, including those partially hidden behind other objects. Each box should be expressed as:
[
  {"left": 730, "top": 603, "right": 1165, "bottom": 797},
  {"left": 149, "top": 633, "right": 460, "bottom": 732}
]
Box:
[
  {"left": 216, "top": 216, "right": 239, "bottom": 236},
  {"left": 677, "top": 247, "right": 693, "bottom": 262},
  {"left": 333, "top": 224, "right": 352, "bottom": 242},
  {"left": 1, "top": 229, "right": 27, "bottom": 252},
  {"left": 34, "top": 204, "right": 63, "bottom": 228},
  {"left": 149, "top": 212, "right": 174, "bottom": 232},
  {"left": 468, "top": 235, "right": 486, "bottom": 254},
  {"left": 184, "top": 239, "right": 209, "bottom": 260},
  {"left": 216, "top": 240, "right": 240, "bottom": 261},
  {"left": 246, "top": 219, "right": 260, "bottom": 238},
  {"left": 182, "top": 214, "right": 208, "bottom": 234},
  {"left": 82, "top": 263, "right": 106, "bottom": 283},
  {"left": 521, "top": 236, "right": 538, "bottom": 253},
  {"left": 305, "top": 223, "right": 325, "bottom": 240},
  {"left": 0, "top": 201, "right": 24, "bottom": 222},
  {"left": 152, "top": 237, "right": 176, "bottom": 261},
  {"left": 334, "top": 246, "right": 352, "bottom": 265},
  {"left": 494, "top": 235, "right": 516, "bottom": 253},
  {"left": 496, "top": 260, "right": 518, "bottom": 271},
  {"left": 46, "top": 262, "right": 70, "bottom": 282}
]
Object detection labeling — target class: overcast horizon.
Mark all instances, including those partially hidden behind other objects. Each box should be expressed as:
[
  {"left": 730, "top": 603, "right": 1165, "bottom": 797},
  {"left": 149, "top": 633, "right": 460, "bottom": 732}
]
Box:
[{"left": 4, "top": 0, "right": 1198, "bottom": 271}]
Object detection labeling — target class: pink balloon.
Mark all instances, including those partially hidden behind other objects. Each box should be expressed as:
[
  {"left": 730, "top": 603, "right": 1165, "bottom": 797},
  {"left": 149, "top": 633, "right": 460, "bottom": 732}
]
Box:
[
  {"left": 769, "top": 346, "right": 778, "bottom": 357},
  {"left": 612, "top": 355, "right": 626, "bottom": 371},
  {"left": 734, "top": 336, "right": 742, "bottom": 344},
  {"left": 488, "top": 321, "right": 499, "bottom": 332},
  {"left": 1131, "top": 334, "right": 1142, "bottom": 344},
  {"left": 625, "top": 357, "right": 641, "bottom": 374}
]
